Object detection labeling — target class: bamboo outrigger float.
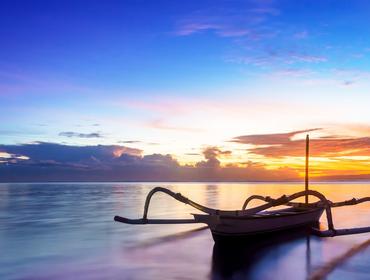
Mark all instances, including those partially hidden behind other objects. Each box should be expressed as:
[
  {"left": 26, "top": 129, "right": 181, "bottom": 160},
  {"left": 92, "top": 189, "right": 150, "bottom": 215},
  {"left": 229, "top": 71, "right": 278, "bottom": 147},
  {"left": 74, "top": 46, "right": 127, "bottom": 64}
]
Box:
[{"left": 114, "top": 135, "right": 370, "bottom": 241}]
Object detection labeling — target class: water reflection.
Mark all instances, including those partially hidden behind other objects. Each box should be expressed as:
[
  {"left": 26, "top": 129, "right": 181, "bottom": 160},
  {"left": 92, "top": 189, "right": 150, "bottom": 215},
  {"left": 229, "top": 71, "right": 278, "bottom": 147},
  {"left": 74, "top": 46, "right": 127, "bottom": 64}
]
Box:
[
  {"left": 1, "top": 182, "right": 370, "bottom": 279},
  {"left": 211, "top": 228, "right": 314, "bottom": 280}
]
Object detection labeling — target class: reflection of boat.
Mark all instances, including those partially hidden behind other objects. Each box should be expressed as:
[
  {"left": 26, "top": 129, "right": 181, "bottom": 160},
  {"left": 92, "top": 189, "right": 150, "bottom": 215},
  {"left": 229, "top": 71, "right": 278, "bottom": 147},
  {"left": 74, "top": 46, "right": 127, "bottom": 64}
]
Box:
[
  {"left": 114, "top": 135, "right": 370, "bottom": 241},
  {"left": 211, "top": 228, "right": 312, "bottom": 279}
]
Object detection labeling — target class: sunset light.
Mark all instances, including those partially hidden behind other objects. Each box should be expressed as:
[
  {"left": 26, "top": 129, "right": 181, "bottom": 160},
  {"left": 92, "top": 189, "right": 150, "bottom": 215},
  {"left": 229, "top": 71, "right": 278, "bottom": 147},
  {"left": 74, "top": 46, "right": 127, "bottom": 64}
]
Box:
[
  {"left": 0, "top": 1, "right": 369, "bottom": 182},
  {"left": 2, "top": 2, "right": 370, "bottom": 280}
]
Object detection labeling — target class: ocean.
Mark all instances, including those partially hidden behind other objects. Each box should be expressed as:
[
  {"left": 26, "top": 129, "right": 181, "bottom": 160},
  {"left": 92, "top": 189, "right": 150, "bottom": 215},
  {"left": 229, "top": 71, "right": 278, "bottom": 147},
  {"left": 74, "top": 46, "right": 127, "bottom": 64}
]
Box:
[{"left": 1, "top": 182, "right": 370, "bottom": 279}]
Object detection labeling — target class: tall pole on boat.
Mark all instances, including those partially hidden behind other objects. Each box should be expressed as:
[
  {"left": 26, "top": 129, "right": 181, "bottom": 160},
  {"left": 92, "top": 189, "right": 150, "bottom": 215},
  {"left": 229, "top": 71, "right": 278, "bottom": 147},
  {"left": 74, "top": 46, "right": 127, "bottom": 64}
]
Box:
[{"left": 305, "top": 134, "right": 309, "bottom": 204}]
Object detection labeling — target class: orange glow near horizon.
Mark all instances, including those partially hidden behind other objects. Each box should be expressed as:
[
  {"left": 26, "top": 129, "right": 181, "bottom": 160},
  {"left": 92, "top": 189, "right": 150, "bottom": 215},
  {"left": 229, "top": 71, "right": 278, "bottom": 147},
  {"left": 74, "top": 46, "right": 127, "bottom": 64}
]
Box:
[{"left": 171, "top": 127, "right": 370, "bottom": 180}]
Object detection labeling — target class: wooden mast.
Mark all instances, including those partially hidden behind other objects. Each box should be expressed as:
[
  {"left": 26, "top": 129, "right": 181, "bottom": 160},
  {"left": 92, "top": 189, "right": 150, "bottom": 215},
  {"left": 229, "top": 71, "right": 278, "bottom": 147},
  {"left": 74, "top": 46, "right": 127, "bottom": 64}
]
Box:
[{"left": 305, "top": 134, "right": 309, "bottom": 204}]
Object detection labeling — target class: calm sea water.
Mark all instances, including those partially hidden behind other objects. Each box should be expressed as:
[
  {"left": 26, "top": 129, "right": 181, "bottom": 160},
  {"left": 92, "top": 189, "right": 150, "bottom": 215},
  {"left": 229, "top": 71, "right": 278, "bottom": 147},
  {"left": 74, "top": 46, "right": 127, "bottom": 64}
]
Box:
[{"left": 1, "top": 182, "right": 370, "bottom": 280}]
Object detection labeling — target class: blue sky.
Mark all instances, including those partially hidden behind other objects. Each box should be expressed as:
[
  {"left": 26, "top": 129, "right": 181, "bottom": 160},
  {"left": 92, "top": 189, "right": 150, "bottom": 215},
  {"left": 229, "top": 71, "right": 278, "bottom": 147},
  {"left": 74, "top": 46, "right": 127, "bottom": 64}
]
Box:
[{"left": 1, "top": 0, "right": 370, "bottom": 181}]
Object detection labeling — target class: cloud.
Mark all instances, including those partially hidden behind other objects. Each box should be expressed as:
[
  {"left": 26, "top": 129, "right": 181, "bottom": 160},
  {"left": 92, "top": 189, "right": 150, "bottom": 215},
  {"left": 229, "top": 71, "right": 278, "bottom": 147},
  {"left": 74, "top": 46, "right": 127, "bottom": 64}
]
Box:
[
  {"left": 269, "top": 68, "right": 370, "bottom": 87},
  {"left": 119, "top": 140, "right": 142, "bottom": 144},
  {"left": 0, "top": 151, "right": 29, "bottom": 162},
  {"left": 174, "top": 2, "right": 279, "bottom": 38},
  {"left": 343, "top": 80, "right": 355, "bottom": 86},
  {"left": 2, "top": 126, "right": 370, "bottom": 182},
  {"left": 0, "top": 142, "right": 142, "bottom": 165},
  {"left": 59, "top": 132, "right": 103, "bottom": 138},
  {"left": 196, "top": 146, "right": 232, "bottom": 168},
  {"left": 203, "top": 146, "right": 232, "bottom": 159},
  {"left": 174, "top": 2, "right": 328, "bottom": 70},
  {"left": 0, "top": 142, "right": 298, "bottom": 182},
  {"left": 232, "top": 129, "right": 320, "bottom": 146},
  {"left": 229, "top": 51, "right": 327, "bottom": 67},
  {"left": 232, "top": 128, "right": 370, "bottom": 158},
  {"left": 272, "top": 68, "right": 315, "bottom": 77},
  {"left": 175, "top": 23, "right": 223, "bottom": 36},
  {"left": 175, "top": 19, "right": 251, "bottom": 38},
  {"left": 291, "top": 54, "right": 327, "bottom": 63}
]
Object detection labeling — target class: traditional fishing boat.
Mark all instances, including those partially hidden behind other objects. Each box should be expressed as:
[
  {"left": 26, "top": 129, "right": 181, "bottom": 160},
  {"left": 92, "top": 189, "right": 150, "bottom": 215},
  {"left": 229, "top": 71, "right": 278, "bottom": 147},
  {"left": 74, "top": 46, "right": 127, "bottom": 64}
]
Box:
[{"left": 114, "top": 135, "right": 370, "bottom": 241}]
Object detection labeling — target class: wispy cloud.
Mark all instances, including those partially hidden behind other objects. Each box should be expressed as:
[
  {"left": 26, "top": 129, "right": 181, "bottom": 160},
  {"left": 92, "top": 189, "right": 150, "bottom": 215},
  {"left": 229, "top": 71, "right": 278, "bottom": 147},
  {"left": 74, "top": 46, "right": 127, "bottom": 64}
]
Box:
[
  {"left": 173, "top": 2, "right": 331, "bottom": 71},
  {"left": 290, "top": 54, "right": 327, "bottom": 63},
  {"left": 271, "top": 68, "right": 315, "bottom": 77},
  {"left": 174, "top": 2, "right": 280, "bottom": 38},
  {"left": 228, "top": 50, "right": 327, "bottom": 67},
  {"left": 232, "top": 128, "right": 370, "bottom": 158},
  {"left": 118, "top": 140, "right": 142, "bottom": 144},
  {"left": 343, "top": 80, "right": 355, "bottom": 86},
  {"left": 175, "top": 23, "right": 224, "bottom": 36},
  {"left": 59, "top": 132, "right": 103, "bottom": 138},
  {"left": 267, "top": 67, "right": 370, "bottom": 88},
  {"left": 118, "top": 140, "right": 160, "bottom": 146},
  {"left": 233, "top": 129, "right": 321, "bottom": 146}
]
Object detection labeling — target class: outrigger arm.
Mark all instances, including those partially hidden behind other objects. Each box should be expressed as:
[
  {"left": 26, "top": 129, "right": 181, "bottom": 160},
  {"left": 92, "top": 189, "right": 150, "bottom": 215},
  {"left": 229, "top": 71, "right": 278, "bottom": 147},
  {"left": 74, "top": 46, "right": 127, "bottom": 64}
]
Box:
[
  {"left": 242, "top": 192, "right": 370, "bottom": 237},
  {"left": 115, "top": 187, "right": 334, "bottom": 225},
  {"left": 114, "top": 186, "right": 370, "bottom": 237}
]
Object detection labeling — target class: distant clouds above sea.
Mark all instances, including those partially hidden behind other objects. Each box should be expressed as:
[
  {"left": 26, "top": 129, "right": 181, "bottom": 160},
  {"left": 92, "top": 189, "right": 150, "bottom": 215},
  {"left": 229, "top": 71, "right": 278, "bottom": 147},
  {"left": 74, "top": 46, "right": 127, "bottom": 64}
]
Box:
[{"left": 1, "top": 127, "right": 370, "bottom": 182}]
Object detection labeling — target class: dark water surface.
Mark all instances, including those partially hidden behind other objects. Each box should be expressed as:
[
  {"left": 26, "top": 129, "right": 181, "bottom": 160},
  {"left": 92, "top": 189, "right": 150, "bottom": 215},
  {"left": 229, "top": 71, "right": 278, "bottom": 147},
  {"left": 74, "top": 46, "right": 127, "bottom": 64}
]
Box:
[{"left": 1, "top": 182, "right": 370, "bottom": 279}]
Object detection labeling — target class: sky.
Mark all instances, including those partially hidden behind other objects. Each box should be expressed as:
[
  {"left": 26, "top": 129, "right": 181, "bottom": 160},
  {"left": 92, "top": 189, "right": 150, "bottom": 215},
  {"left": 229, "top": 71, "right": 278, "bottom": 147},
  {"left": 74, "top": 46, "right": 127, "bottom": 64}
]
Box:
[{"left": 1, "top": 0, "right": 370, "bottom": 181}]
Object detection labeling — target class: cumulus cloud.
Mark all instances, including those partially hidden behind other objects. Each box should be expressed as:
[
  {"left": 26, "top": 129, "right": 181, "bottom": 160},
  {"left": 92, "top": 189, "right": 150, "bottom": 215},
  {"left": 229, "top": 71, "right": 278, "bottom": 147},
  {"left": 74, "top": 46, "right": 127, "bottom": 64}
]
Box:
[
  {"left": 0, "top": 142, "right": 142, "bottom": 166},
  {"left": 0, "top": 142, "right": 298, "bottom": 182},
  {"left": 2, "top": 126, "right": 370, "bottom": 182},
  {"left": 196, "top": 147, "right": 232, "bottom": 168}
]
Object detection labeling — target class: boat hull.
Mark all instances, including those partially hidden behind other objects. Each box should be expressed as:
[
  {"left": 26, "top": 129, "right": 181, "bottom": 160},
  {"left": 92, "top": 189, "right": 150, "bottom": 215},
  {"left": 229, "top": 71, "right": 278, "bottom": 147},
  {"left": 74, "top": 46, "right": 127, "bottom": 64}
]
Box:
[{"left": 193, "top": 207, "right": 324, "bottom": 241}]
